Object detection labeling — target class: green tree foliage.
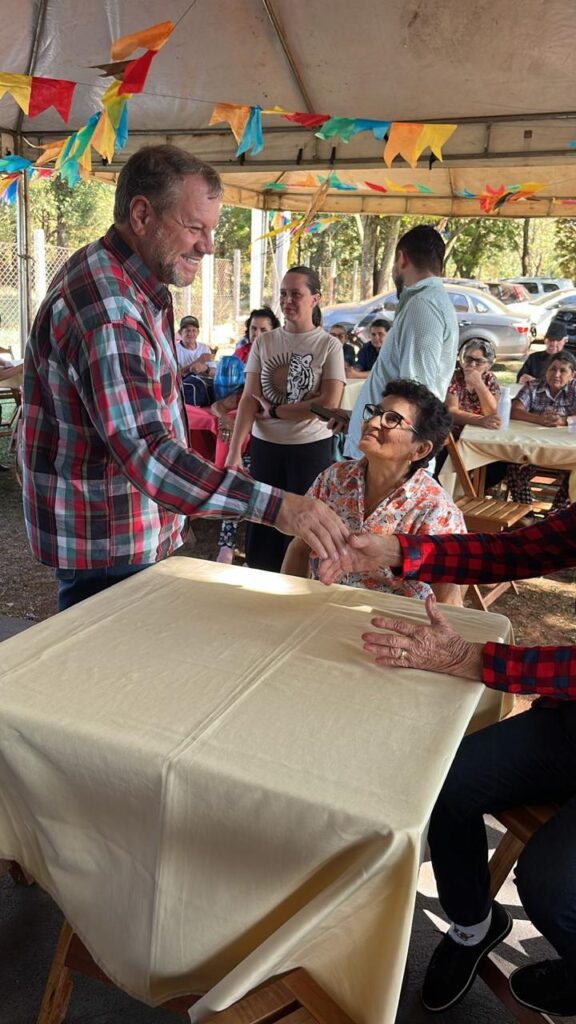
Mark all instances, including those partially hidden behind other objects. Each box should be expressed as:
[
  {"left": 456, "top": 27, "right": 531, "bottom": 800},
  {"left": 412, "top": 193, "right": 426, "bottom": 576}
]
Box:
[{"left": 555, "top": 220, "right": 576, "bottom": 280}]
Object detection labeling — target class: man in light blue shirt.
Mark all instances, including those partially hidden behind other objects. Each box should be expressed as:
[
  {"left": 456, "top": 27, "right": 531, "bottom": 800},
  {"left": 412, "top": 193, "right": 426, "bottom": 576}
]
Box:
[{"left": 345, "top": 226, "right": 458, "bottom": 458}]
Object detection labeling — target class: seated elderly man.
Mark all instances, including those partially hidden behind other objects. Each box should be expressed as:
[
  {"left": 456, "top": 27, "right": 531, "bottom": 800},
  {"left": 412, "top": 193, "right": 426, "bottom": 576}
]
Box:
[
  {"left": 507, "top": 350, "right": 576, "bottom": 512},
  {"left": 517, "top": 322, "right": 568, "bottom": 385},
  {"left": 317, "top": 509, "right": 576, "bottom": 1018},
  {"left": 282, "top": 379, "right": 464, "bottom": 605}
]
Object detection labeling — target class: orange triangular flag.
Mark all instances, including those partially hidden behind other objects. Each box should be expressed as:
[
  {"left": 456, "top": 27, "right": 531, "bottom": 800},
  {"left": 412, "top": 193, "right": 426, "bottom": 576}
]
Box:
[
  {"left": 209, "top": 103, "right": 251, "bottom": 145},
  {"left": 383, "top": 123, "right": 424, "bottom": 168},
  {"left": 111, "top": 21, "right": 175, "bottom": 61}
]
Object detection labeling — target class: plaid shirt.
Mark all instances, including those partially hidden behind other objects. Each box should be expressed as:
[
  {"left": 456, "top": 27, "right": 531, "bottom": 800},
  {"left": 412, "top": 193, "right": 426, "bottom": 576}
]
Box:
[
  {"left": 514, "top": 377, "right": 576, "bottom": 416},
  {"left": 397, "top": 505, "right": 576, "bottom": 704},
  {"left": 22, "top": 226, "right": 282, "bottom": 569}
]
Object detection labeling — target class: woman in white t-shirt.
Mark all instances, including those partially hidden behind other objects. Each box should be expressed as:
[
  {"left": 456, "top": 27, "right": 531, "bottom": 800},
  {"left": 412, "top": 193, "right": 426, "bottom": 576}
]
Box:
[{"left": 227, "top": 266, "right": 346, "bottom": 572}]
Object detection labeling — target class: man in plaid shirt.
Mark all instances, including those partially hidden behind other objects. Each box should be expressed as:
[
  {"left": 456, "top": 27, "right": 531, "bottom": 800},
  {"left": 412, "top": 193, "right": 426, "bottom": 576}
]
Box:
[
  {"left": 318, "top": 509, "right": 576, "bottom": 1017},
  {"left": 22, "top": 146, "right": 348, "bottom": 610}
]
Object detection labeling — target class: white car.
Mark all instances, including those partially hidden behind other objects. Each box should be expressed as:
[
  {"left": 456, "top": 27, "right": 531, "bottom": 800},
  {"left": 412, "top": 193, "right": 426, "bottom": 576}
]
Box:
[{"left": 507, "top": 288, "right": 576, "bottom": 339}]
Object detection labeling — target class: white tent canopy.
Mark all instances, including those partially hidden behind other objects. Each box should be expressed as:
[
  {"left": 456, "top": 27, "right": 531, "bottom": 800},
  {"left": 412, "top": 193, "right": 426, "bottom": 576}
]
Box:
[{"left": 2, "top": 0, "right": 576, "bottom": 216}]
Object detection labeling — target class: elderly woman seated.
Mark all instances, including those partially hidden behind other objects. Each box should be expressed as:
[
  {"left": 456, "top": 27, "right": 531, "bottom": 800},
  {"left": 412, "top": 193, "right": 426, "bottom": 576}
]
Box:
[
  {"left": 282, "top": 379, "right": 465, "bottom": 604},
  {"left": 446, "top": 338, "right": 501, "bottom": 437},
  {"left": 507, "top": 350, "right": 576, "bottom": 513}
]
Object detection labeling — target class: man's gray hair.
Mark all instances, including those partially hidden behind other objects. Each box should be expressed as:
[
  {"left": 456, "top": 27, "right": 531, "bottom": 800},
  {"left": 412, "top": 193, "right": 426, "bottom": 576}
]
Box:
[{"left": 114, "top": 144, "right": 223, "bottom": 223}]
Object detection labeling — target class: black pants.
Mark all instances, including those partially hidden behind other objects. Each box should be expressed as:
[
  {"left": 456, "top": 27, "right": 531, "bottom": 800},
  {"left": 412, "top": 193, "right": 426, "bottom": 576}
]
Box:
[
  {"left": 55, "top": 564, "right": 152, "bottom": 611},
  {"left": 245, "top": 436, "right": 334, "bottom": 573},
  {"left": 428, "top": 703, "right": 576, "bottom": 960}
]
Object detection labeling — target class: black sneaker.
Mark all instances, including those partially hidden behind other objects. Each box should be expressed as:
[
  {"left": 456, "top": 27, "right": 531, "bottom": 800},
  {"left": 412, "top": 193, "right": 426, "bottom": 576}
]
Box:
[
  {"left": 509, "top": 958, "right": 576, "bottom": 1016},
  {"left": 421, "top": 902, "right": 512, "bottom": 1012}
]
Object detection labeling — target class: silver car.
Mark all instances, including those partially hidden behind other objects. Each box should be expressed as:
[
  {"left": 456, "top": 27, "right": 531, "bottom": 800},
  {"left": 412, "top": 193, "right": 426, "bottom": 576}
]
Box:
[{"left": 347, "top": 285, "right": 531, "bottom": 360}]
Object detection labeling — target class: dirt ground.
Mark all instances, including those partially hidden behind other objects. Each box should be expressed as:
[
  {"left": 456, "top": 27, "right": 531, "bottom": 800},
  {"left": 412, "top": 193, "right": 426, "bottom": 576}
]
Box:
[{"left": 1, "top": 432, "right": 575, "bottom": 650}]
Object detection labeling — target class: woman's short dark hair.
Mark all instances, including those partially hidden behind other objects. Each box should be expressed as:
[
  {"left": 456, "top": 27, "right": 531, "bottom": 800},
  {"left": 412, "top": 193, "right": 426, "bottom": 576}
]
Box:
[
  {"left": 114, "top": 145, "right": 223, "bottom": 223},
  {"left": 371, "top": 319, "right": 390, "bottom": 331},
  {"left": 245, "top": 306, "right": 280, "bottom": 334},
  {"left": 285, "top": 265, "right": 323, "bottom": 326},
  {"left": 382, "top": 378, "right": 453, "bottom": 475},
  {"left": 395, "top": 225, "right": 445, "bottom": 276},
  {"left": 547, "top": 351, "right": 576, "bottom": 372}
]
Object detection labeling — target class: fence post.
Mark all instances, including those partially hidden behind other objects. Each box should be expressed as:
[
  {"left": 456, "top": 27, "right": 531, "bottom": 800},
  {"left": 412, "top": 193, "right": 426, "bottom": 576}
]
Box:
[
  {"left": 250, "top": 209, "right": 265, "bottom": 310},
  {"left": 33, "top": 228, "right": 46, "bottom": 308},
  {"left": 233, "top": 248, "right": 241, "bottom": 322},
  {"left": 183, "top": 284, "right": 192, "bottom": 315},
  {"left": 16, "top": 172, "right": 32, "bottom": 355},
  {"left": 201, "top": 254, "right": 214, "bottom": 345}
]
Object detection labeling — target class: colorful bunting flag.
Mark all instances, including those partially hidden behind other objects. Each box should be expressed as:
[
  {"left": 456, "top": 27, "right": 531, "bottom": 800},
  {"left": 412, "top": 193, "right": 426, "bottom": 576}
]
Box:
[
  {"left": 118, "top": 49, "right": 157, "bottom": 96},
  {"left": 283, "top": 111, "right": 330, "bottom": 129},
  {"left": 28, "top": 77, "right": 76, "bottom": 122},
  {"left": 316, "top": 117, "right": 391, "bottom": 143},
  {"left": 237, "top": 106, "right": 264, "bottom": 156},
  {"left": 0, "top": 72, "right": 32, "bottom": 114},
  {"left": 209, "top": 103, "right": 251, "bottom": 145},
  {"left": 384, "top": 122, "right": 456, "bottom": 167},
  {"left": 111, "top": 20, "right": 175, "bottom": 61},
  {"left": 0, "top": 155, "right": 32, "bottom": 173}
]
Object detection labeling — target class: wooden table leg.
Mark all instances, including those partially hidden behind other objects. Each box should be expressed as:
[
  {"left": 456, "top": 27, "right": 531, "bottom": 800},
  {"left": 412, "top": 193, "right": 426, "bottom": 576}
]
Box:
[{"left": 36, "top": 920, "right": 74, "bottom": 1024}]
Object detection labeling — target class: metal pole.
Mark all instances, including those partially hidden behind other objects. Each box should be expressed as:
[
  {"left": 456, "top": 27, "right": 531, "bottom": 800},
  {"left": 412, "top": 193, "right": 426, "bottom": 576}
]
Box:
[
  {"left": 33, "top": 227, "right": 47, "bottom": 307},
  {"left": 201, "top": 255, "right": 214, "bottom": 345},
  {"left": 233, "top": 248, "right": 241, "bottom": 323},
  {"left": 250, "top": 209, "right": 265, "bottom": 310},
  {"left": 16, "top": 172, "right": 32, "bottom": 356}
]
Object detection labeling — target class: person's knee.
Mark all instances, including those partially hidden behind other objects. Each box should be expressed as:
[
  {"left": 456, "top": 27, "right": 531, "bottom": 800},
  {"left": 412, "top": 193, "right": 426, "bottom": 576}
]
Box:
[{"left": 516, "top": 836, "right": 576, "bottom": 953}]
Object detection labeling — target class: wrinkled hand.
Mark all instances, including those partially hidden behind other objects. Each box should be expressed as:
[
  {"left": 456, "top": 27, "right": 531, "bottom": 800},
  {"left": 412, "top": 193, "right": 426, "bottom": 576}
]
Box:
[
  {"left": 253, "top": 394, "right": 274, "bottom": 420},
  {"left": 463, "top": 367, "right": 484, "bottom": 391},
  {"left": 541, "top": 410, "right": 566, "bottom": 427},
  {"left": 317, "top": 532, "right": 402, "bottom": 585},
  {"left": 361, "top": 594, "right": 484, "bottom": 679},
  {"left": 478, "top": 413, "right": 501, "bottom": 429},
  {"left": 518, "top": 373, "right": 536, "bottom": 386},
  {"left": 275, "top": 493, "right": 349, "bottom": 561}
]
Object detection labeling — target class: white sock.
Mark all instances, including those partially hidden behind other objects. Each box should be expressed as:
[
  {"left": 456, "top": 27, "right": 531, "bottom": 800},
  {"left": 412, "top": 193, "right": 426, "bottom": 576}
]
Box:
[{"left": 448, "top": 908, "right": 492, "bottom": 946}]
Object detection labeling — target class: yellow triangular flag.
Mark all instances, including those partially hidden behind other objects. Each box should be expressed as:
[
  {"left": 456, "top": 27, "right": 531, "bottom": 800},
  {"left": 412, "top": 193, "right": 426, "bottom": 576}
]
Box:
[
  {"left": 0, "top": 72, "right": 32, "bottom": 114},
  {"left": 91, "top": 111, "right": 116, "bottom": 163},
  {"left": 416, "top": 124, "right": 457, "bottom": 162}
]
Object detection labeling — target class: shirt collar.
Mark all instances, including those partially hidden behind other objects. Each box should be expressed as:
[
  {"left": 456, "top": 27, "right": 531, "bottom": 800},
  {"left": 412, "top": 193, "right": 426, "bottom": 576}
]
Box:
[
  {"left": 397, "top": 275, "right": 441, "bottom": 309},
  {"left": 102, "top": 225, "right": 172, "bottom": 312}
]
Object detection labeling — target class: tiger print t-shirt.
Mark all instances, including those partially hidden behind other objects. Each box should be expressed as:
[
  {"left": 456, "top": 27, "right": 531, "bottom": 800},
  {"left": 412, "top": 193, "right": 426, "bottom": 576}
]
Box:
[{"left": 245, "top": 326, "right": 346, "bottom": 445}]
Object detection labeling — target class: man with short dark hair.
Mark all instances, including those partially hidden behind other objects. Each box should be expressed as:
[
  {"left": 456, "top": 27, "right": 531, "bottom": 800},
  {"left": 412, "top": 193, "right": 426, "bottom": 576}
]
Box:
[
  {"left": 345, "top": 225, "right": 458, "bottom": 457},
  {"left": 22, "top": 144, "right": 348, "bottom": 610}
]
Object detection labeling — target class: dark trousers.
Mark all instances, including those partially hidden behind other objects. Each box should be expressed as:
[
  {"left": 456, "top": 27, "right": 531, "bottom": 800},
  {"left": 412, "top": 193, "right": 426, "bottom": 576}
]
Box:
[
  {"left": 245, "top": 436, "right": 334, "bottom": 573},
  {"left": 428, "top": 703, "right": 576, "bottom": 960},
  {"left": 55, "top": 564, "right": 152, "bottom": 611}
]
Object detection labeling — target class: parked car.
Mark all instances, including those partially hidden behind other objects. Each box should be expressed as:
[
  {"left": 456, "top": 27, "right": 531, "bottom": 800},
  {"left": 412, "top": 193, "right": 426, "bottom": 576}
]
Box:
[
  {"left": 351, "top": 286, "right": 531, "bottom": 360},
  {"left": 487, "top": 282, "right": 533, "bottom": 304},
  {"left": 442, "top": 277, "right": 490, "bottom": 292},
  {"left": 511, "top": 288, "right": 576, "bottom": 339},
  {"left": 547, "top": 305, "right": 576, "bottom": 354},
  {"left": 501, "top": 276, "right": 574, "bottom": 297}
]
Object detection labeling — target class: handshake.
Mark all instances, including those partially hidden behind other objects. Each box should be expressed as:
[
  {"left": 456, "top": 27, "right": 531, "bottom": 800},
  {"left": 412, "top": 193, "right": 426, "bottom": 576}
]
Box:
[{"left": 274, "top": 491, "right": 401, "bottom": 582}]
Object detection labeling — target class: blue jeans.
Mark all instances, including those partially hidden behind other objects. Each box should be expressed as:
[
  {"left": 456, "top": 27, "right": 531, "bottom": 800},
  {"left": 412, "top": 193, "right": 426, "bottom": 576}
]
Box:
[
  {"left": 55, "top": 564, "right": 152, "bottom": 612},
  {"left": 428, "top": 703, "right": 576, "bottom": 960}
]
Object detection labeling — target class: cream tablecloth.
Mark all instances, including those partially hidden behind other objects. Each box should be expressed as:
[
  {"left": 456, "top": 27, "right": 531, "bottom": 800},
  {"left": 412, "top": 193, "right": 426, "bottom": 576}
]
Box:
[
  {"left": 341, "top": 378, "right": 365, "bottom": 411},
  {"left": 0, "top": 559, "right": 512, "bottom": 1024},
  {"left": 440, "top": 420, "right": 576, "bottom": 500}
]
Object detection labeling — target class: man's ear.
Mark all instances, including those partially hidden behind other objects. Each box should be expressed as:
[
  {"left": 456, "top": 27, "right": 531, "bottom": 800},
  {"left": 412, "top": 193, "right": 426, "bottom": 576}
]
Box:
[{"left": 129, "top": 195, "right": 153, "bottom": 237}]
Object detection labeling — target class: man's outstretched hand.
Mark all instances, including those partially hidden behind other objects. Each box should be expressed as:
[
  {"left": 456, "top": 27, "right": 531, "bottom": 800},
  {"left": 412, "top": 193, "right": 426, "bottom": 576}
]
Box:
[
  {"left": 275, "top": 493, "right": 349, "bottom": 562},
  {"left": 317, "top": 532, "right": 402, "bottom": 585}
]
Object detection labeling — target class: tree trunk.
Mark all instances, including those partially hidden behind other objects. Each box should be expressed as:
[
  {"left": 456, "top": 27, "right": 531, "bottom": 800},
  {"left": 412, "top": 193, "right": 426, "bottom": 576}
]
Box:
[
  {"left": 521, "top": 219, "right": 531, "bottom": 275},
  {"left": 360, "top": 216, "right": 378, "bottom": 299},
  {"left": 374, "top": 218, "right": 400, "bottom": 294}
]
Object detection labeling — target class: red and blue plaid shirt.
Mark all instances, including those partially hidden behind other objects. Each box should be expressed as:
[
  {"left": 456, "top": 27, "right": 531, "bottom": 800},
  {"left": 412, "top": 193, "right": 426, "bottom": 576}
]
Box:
[
  {"left": 22, "top": 226, "right": 282, "bottom": 569},
  {"left": 397, "top": 505, "right": 576, "bottom": 704}
]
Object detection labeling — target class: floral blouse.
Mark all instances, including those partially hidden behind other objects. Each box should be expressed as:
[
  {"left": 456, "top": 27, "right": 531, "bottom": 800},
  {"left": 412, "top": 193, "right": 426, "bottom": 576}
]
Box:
[
  {"left": 448, "top": 367, "right": 500, "bottom": 439},
  {"left": 307, "top": 459, "right": 466, "bottom": 598}
]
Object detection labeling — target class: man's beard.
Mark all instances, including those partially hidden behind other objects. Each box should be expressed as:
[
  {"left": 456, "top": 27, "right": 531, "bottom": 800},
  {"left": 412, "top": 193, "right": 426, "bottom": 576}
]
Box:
[
  {"left": 154, "top": 230, "right": 198, "bottom": 288},
  {"left": 393, "top": 270, "right": 404, "bottom": 299}
]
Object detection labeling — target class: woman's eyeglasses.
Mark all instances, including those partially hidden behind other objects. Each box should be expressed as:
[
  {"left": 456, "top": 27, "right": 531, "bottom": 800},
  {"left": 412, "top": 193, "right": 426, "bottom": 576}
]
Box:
[
  {"left": 362, "top": 405, "right": 418, "bottom": 434},
  {"left": 462, "top": 356, "right": 488, "bottom": 367}
]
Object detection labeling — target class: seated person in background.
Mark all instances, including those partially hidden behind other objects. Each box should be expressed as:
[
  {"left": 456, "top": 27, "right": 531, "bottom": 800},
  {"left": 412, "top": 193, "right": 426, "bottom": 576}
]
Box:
[
  {"left": 346, "top": 320, "right": 389, "bottom": 378},
  {"left": 446, "top": 338, "right": 501, "bottom": 438},
  {"left": 517, "top": 323, "right": 568, "bottom": 384},
  {"left": 507, "top": 351, "right": 576, "bottom": 512},
  {"left": 176, "top": 315, "right": 215, "bottom": 377},
  {"left": 282, "top": 378, "right": 465, "bottom": 604},
  {"left": 329, "top": 323, "right": 357, "bottom": 371},
  {"left": 235, "top": 307, "right": 280, "bottom": 365}
]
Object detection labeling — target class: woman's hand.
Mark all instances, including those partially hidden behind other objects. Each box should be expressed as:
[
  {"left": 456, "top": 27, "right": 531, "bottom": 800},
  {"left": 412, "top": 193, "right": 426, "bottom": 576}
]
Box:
[
  {"left": 463, "top": 368, "right": 484, "bottom": 392},
  {"left": 317, "top": 532, "right": 402, "bottom": 585},
  {"left": 252, "top": 394, "right": 274, "bottom": 419},
  {"left": 224, "top": 449, "right": 243, "bottom": 469},
  {"left": 518, "top": 373, "right": 536, "bottom": 386},
  {"left": 478, "top": 413, "right": 501, "bottom": 429},
  {"left": 541, "top": 410, "right": 566, "bottom": 427},
  {"left": 361, "top": 594, "right": 484, "bottom": 679}
]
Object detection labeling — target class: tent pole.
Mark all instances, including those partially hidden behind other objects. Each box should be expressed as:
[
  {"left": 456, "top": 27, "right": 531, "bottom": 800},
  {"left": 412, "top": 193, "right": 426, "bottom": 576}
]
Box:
[
  {"left": 15, "top": 158, "right": 32, "bottom": 356},
  {"left": 250, "top": 210, "right": 266, "bottom": 310}
]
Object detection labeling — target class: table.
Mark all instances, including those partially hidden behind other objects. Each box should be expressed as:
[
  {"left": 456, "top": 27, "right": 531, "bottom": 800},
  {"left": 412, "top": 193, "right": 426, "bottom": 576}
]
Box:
[
  {"left": 0, "top": 560, "right": 512, "bottom": 1024},
  {"left": 440, "top": 421, "right": 576, "bottom": 501}
]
